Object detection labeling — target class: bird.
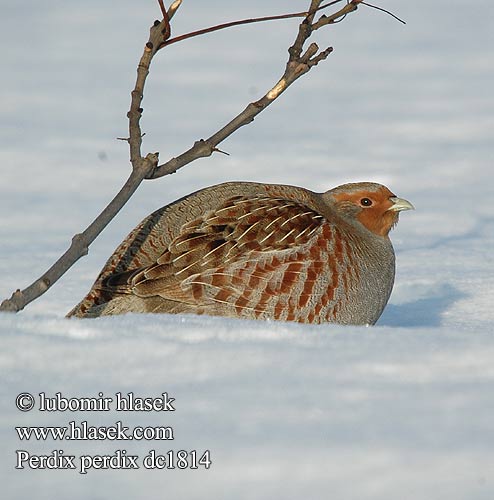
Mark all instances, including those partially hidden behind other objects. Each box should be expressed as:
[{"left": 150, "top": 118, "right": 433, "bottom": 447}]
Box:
[{"left": 67, "top": 181, "right": 413, "bottom": 325}]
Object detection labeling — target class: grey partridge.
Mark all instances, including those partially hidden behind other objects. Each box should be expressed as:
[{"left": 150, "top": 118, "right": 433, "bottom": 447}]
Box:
[{"left": 67, "top": 181, "right": 413, "bottom": 325}]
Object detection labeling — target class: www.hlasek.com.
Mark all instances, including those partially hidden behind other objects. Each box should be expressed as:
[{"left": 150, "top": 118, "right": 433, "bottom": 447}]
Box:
[{"left": 14, "top": 391, "right": 212, "bottom": 474}]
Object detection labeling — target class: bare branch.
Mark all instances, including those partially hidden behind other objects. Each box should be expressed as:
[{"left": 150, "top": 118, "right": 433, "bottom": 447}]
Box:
[
  {"left": 0, "top": 154, "right": 158, "bottom": 313},
  {"left": 0, "top": 1, "right": 366, "bottom": 313},
  {"left": 1, "top": 17, "right": 168, "bottom": 313},
  {"left": 150, "top": 1, "right": 360, "bottom": 179}
]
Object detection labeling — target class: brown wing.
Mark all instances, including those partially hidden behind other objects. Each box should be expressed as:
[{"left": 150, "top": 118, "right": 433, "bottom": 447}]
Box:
[{"left": 99, "top": 195, "right": 356, "bottom": 323}]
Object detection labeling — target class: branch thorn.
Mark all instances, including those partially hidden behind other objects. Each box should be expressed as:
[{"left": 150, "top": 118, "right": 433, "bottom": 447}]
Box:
[{"left": 213, "top": 148, "right": 230, "bottom": 156}]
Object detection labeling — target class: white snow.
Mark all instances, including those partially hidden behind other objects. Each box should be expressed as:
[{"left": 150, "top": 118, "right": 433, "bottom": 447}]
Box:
[{"left": 1, "top": 1, "right": 493, "bottom": 499}]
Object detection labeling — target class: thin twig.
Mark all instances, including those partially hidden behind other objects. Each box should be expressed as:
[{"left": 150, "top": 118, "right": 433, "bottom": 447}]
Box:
[
  {"left": 160, "top": 1, "right": 344, "bottom": 48},
  {"left": 361, "top": 1, "right": 406, "bottom": 24},
  {"left": 312, "top": 0, "right": 362, "bottom": 30},
  {"left": 167, "top": 0, "right": 182, "bottom": 20},
  {"left": 157, "top": 0, "right": 167, "bottom": 19}
]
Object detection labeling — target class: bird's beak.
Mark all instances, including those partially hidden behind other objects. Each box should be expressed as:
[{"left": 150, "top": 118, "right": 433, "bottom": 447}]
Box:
[{"left": 388, "top": 196, "right": 414, "bottom": 212}]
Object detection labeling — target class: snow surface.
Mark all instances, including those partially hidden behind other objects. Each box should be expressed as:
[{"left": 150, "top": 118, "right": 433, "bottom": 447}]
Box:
[{"left": 1, "top": 1, "right": 493, "bottom": 499}]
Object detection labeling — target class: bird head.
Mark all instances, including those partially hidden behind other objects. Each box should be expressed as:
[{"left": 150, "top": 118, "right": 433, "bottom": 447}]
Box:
[{"left": 325, "top": 182, "right": 414, "bottom": 237}]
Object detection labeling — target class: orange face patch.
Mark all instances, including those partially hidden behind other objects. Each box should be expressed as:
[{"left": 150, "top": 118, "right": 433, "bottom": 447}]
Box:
[{"left": 332, "top": 186, "right": 399, "bottom": 237}]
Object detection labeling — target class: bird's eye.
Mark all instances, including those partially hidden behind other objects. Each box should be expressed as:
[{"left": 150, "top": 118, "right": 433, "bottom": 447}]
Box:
[{"left": 360, "top": 198, "right": 373, "bottom": 207}]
